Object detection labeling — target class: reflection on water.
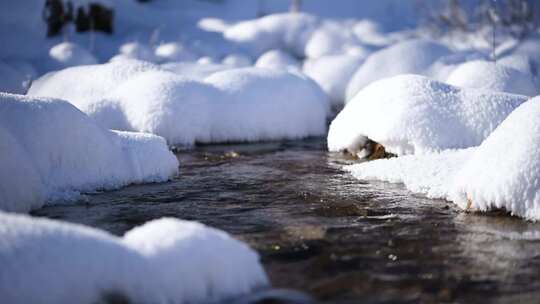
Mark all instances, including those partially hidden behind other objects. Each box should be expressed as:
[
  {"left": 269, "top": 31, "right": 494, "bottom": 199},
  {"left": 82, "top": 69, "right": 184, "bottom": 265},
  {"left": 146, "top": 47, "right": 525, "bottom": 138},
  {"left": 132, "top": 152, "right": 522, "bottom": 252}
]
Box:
[{"left": 34, "top": 138, "right": 540, "bottom": 303}]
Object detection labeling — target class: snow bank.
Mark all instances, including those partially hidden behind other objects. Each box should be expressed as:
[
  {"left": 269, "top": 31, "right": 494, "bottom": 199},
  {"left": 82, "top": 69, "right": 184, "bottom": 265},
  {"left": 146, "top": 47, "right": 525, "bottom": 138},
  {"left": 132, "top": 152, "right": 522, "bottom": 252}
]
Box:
[
  {"left": 446, "top": 60, "right": 539, "bottom": 96},
  {"left": 255, "top": 49, "right": 300, "bottom": 70},
  {"left": 329, "top": 75, "right": 527, "bottom": 156},
  {"left": 222, "top": 53, "right": 253, "bottom": 67},
  {"left": 303, "top": 53, "right": 364, "bottom": 107},
  {"left": 451, "top": 97, "right": 540, "bottom": 220},
  {"left": 345, "top": 40, "right": 452, "bottom": 101},
  {"left": 224, "top": 13, "right": 319, "bottom": 58},
  {"left": 48, "top": 42, "right": 98, "bottom": 69},
  {"left": 0, "top": 212, "right": 267, "bottom": 304},
  {"left": 123, "top": 218, "right": 268, "bottom": 303},
  {"left": 0, "top": 93, "right": 178, "bottom": 213},
  {"left": 204, "top": 67, "right": 330, "bottom": 142}
]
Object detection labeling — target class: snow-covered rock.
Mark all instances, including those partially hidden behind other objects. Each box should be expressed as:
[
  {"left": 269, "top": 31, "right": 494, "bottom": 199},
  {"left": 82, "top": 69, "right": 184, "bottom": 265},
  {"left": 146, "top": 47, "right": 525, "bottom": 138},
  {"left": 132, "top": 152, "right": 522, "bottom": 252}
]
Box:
[
  {"left": 345, "top": 39, "right": 452, "bottom": 101},
  {"left": 329, "top": 75, "right": 528, "bottom": 156},
  {"left": 255, "top": 49, "right": 300, "bottom": 70},
  {"left": 48, "top": 42, "right": 98, "bottom": 69},
  {"left": 154, "top": 42, "right": 198, "bottom": 63},
  {"left": 304, "top": 21, "right": 370, "bottom": 59},
  {"left": 224, "top": 13, "right": 319, "bottom": 58},
  {"left": 451, "top": 97, "right": 540, "bottom": 220},
  {"left": 446, "top": 60, "right": 539, "bottom": 96},
  {"left": 303, "top": 53, "right": 364, "bottom": 107},
  {"left": 222, "top": 53, "right": 253, "bottom": 67},
  {"left": 123, "top": 218, "right": 268, "bottom": 303},
  {"left": 0, "top": 212, "right": 267, "bottom": 304},
  {"left": 0, "top": 93, "right": 178, "bottom": 212},
  {"left": 204, "top": 67, "right": 330, "bottom": 142}
]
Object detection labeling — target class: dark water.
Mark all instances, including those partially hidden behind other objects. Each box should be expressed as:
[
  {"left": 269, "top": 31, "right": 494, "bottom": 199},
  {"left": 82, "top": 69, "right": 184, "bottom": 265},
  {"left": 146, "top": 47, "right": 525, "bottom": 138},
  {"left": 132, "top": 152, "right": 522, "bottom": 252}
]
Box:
[{"left": 34, "top": 138, "right": 540, "bottom": 303}]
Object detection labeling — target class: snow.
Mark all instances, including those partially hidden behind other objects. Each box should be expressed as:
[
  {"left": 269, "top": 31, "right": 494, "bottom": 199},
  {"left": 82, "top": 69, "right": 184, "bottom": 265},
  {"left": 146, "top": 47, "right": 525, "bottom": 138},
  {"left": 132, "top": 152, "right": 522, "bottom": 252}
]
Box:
[
  {"left": 161, "top": 61, "right": 230, "bottom": 80},
  {"left": 116, "top": 42, "right": 157, "bottom": 62},
  {"left": 346, "top": 149, "right": 474, "bottom": 200},
  {"left": 328, "top": 74, "right": 528, "bottom": 156},
  {"left": 446, "top": 60, "right": 539, "bottom": 96},
  {"left": 222, "top": 53, "right": 253, "bottom": 67},
  {"left": 345, "top": 40, "right": 452, "bottom": 101},
  {"left": 0, "top": 211, "right": 267, "bottom": 304},
  {"left": 303, "top": 53, "right": 365, "bottom": 107},
  {"left": 30, "top": 64, "right": 329, "bottom": 146},
  {"left": 0, "top": 93, "right": 178, "bottom": 213},
  {"left": 224, "top": 13, "right": 319, "bottom": 58},
  {"left": 154, "top": 42, "right": 198, "bottom": 63},
  {"left": 0, "top": 61, "right": 32, "bottom": 94},
  {"left": 204, "top": 67, "right": 330, "bottom": 143},
  {"left": 451, "top": 97, "right": 540, "bottom": 220},
  {"left": 123, "top": 218, "right": 268, "bottom": 303},
  {"left": 48, "top": 42, "right": 98, "bottom": 69},
  {"left": 304, "top": 21, "right": 369, "bottom": 59},
  {"left": 255, "top": 49, "right": 300, "bottom": 70}
]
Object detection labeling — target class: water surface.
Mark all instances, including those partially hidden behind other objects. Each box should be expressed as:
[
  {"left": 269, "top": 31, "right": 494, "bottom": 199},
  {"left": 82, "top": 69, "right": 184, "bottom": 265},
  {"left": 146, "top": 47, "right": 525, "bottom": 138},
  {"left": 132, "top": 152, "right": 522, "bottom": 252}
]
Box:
[{"left": 34, "top": 138, "right": 540, "bottom": 303}]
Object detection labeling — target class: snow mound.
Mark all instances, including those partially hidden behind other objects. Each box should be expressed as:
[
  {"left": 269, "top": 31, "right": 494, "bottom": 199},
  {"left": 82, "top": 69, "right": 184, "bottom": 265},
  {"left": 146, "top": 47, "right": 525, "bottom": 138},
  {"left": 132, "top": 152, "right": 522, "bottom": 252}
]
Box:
[
  {"left": 0, "top": 212, "right": 267, "bottom": 304},
  {"left": 446, "top": 60, "right": 539, "bottom": 96},
  {"left": 345, "top": 40, "right": 452, "bottom": 101},
  {"left": 303, "top": 53, "right": 364, "bottom": 107},
  {"left": 222, "top": 53, "right": 253, "bottom": 67},
  {"left": 116, "top": 42, "right": 157, "bottom": 62},
  {"left": 204, "top": 67, "right": 330, "bottom": 142},
  {"left": 0, "top": 93, "right": 178, "bottom": 212},
  {"left": 48, "top": 42, "right": 98, "bottom": 69},
  {"left": 451, "top": 97, "right": 540, "bottom": 220},
  {"left": 124, "top": 218, "right": 268, "bottom": 303},
  {"left": 28, "top": 59, "right": 161, "bottom": 115},
  {"left": 224, "top": 13, "right": 319, "bottom": 58},
  {"left": 154, "top": 42, "right": 198, "bottom": 63},
  {"left": 255, "top": 49, "right": 300, "bottom": 70},
  {"left": 329, "top": 75, "right": 528, "bottom": 156}
]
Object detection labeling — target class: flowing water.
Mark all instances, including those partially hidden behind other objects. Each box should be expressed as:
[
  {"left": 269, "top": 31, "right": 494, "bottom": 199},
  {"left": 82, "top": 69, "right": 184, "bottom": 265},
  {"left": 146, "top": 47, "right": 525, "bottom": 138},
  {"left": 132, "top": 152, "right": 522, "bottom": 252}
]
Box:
[{"left": 34, "top": 138, "right": 540, "bottom": 303}]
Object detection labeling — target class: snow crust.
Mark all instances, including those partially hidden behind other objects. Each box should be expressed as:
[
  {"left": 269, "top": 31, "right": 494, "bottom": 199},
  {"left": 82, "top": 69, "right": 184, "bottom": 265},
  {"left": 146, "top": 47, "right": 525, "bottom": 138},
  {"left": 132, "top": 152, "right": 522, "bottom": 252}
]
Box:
[
  {"left": 0, "top": 93, "right": 178, "bottom": 213},
  {"left": 446, "top": 60, "right": 539, "bottom": 96},
  {"left": 345, "top": 40, "right": 452, "bottom": 101},
  {"left": 0, "top": 212, "right": 267, "bottom": 304},
  {"left": 329, "top": 75, "right": 528, "bottom": 156}
]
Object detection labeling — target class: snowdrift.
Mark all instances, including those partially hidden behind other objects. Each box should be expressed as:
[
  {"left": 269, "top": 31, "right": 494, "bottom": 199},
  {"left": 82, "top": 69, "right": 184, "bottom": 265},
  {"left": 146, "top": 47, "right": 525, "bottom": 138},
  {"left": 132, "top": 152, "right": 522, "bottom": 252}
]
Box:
[
  {"left": 329, "top": 75, "right": 528, "bottom": 156},
  {"left": 345, "top": 40, "right": 452, "bottom": 101},
  {"left": 0, "top": 212, "right": 268, "bottom": 304},
  {"left": 30, "top": 63, "right": 330, "bottom": 146},
  {"left": 255, "top": 49, "right": 300, "bottom": 70},
  {"left": 0, "top": 93, "right": 178, "bottom": 213},
  {"left": 446, "top": 60, "right": 539, "bottom": 96},
  {"left": 48, "top": 42, "right": 98, "bottom": 69}
]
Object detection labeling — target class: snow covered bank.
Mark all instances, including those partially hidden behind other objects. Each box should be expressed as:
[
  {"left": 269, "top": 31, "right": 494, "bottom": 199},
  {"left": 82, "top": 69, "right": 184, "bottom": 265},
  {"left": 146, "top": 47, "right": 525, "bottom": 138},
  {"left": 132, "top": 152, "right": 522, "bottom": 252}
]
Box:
[
  {"left": 345, "top": 97, "right": 540, "bottom": 221},
  {"left": 329, "top": 75, "right": 527, "bottom": 156},
  {"left": 345, "top": 40, "right": 452, "bottom": 101},
  {"left": 30, "top": 63, "right": 330, "bottom": 146},
  {"left": 0, "top": 212, "right": 268, "bottom": 304},
  {"left": 446, "top": 60, "right": 539, "bottom": 96},
  {"left": 0, "top": 93, "right": 178, "bottom": 213}
]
